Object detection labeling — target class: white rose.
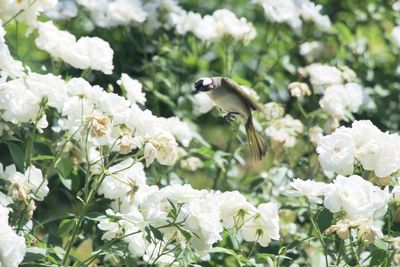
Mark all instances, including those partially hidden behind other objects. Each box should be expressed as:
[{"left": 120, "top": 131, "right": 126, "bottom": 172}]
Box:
[{"left": 317, "top": 128, "right": 356, "bottom": 175}]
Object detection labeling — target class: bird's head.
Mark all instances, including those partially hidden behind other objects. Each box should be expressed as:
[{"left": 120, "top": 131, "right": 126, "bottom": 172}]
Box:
[{"left": 192, "top": 77, "right": 214, "bottom": 95}]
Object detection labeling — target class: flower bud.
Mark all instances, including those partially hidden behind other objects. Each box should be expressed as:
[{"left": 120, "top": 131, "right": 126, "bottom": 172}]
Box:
[
  {"left": 288, "top": 82, "right": 311, "bottom": 98},
  {"left": 9, "top": 182, "right": 27, "bottom": 201}
]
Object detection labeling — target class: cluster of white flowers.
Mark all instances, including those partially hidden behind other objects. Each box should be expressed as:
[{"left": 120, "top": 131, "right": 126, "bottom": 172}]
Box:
[
  {"left": 77, "top": 0, "right": 186, "bottom": 35},
  {"left": 172, "top": 9, "right": 257, "bottom": 44},
  {"left": 265, "top": 115, "right": 304, "bottom": 147},
  {"left": 77, "top": 0, "right": 147, "bottom": 28},
  {"left": 289, "top": 174, "right": 389, "bottom": 243},
  {"left": 304, "top": 63, "right": 363, "bottom": 120},
  {"left": 35, "top": 21, "right": 114, "bottom": 74},
  {"left": 317, "top": 120, "right": 400, "bottom": 177},
  {"left": 0, "top": 70, "right": 196, "bottom": 166},
  {"left": 98, "top": 181, "right": 280, "bottom": 262},
  {"left": 0, "top": 0, "right": 56, "bottom": 27},
  {"left": 254, "top": 0, "right": 331, "bottom": 33},
  {"left": 0, "top": 204, "right": 27, "bottom": 267}
]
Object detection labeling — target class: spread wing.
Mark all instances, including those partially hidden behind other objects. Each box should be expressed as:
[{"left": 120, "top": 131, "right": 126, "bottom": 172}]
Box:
[{"left": 220, "top": 77, "right": 262, "bottom": 111}]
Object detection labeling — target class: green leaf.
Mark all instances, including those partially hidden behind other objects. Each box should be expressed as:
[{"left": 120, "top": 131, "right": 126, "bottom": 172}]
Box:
[
  {"left": 31, "top": 155, "right": 56, "bottom": 161},
  {"left": 316, "top": 208, "right": 333, "bottom": 232},
  {"left": 153, "top": 91, "right": 176, "bottom": 108},
  {"left": 56, "top": 158, "right": 73, "bottom": 178},
  {"left": 209, "top": 247, "right": 237, "bottom": 256},
  {"left": 58, "top": 218, "right": 76, "bottom": 238},
  {"left": 369, "top": 249, "right": 387, "bottom": 266},
  {"left": 5, "top": 141, "right": 25, "bottom": 171},
  {"left": 56, "top": 158, "right": 74, "bottom": 190},
  {"left": 23, "top": 247, "right": 47, "bottom": 262},
  {"left": 53, "top": 246, "right": 66, "bottom": 261},
  {"left": 149, "top": 225, "right": 164, "bottom": 241},
  {"left": 124, "top": 256, "right": 138, "bottom": 267}
]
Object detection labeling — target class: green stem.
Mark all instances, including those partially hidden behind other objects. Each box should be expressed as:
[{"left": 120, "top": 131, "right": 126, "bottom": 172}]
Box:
[{"left": 308, "top": 203, "right": 329, "bottom": 267}]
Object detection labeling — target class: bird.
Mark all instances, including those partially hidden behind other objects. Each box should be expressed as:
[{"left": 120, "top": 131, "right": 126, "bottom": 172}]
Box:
[{"left": 192, "top": 76, "right": 267, "bottom": 161}]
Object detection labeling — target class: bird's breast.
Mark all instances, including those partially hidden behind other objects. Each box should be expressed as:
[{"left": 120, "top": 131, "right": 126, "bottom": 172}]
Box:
[{"left": 206, "top": 88, "right": 250, "bottom": 122}]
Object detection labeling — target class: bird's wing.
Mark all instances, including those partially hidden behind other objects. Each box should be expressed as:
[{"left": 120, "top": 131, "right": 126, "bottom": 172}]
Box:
[{"left": 220, "top": 77, "right": 262, "bottom": 111}]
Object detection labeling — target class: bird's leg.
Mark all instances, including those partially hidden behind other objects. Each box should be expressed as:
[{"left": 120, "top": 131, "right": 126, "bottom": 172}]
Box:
[{"left": 224, "top": 112, "right": 240, "bottom": 123}]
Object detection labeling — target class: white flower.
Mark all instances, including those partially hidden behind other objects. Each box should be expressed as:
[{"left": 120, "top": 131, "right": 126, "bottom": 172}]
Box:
[
  {"left": 0, "top": 78, "right": 41, "bottom": 124},
  {"left": 255, "top": 0, "right": 331, "bottom": 32},
  {"left": 26, "top": 72, "right": 69, "bottom": 111},
  {"left": 212, "top": 9, "right": 257, "bottom": 44},
  {"left": 98, "top": 217, "right": 120, "bottom": 240},
  {"left": 4, "top": 165, "right": 49, "bottom": 201},
  {"left": 350, "top": 120, "right": 382, "bottom": 147},
  {"left": 24, "top": 165, "right": 49, "bottom": 201},
  {"left": 216, "top": 191, "right": 257, "bottom": 228},
  {"left": 76, "top": 37, "right": 114, "bottom": 74},
  {"left": 118, "top": 73, "right": 146, "bottom": 105},
  {"left": 98, "top": 159, "right": 147, "bottom": 200},
  {"left": 319, "top": 83, "right": 363, "bottom": 120},
  {"left": 240, "top": 203, "right": 280, "bottom": 247},
  {"left": 108, "top": 0, "right": 147, "bottom": 24},
  {"left": 289, "top": 179, "right": 328, "bottom": 204},
  {"left": 288, "top": 82, "right": 311, "bottom": 97},
  {"left": 392, "top": 26, "right": 400, "bottom": 48},
  {"left": 0, "top": 39, "right": 25, "bottom": 79},
  {"left": 144, "top": 133, "right": 179, "bottom": 166},
  {"left": 78, "top": 0, "right": 147, "bottom": 28},
  {"left": 262, "top": 102, "right": 285, "bottom": 120},
  {"left": 46, "top": 0, "right": 78, "bottom": 20},
  {"left": 340, "top": 66, "right": 357, "bottom": 82},
  {"left": 355, "top": 133, "right": 400, "bottom": 177},
  {"left": 158, "top": 117, "right": 196, "bottom": 147},
  {"left": 35, "top": 21, "right": 114, "bottom": 74},
  {"left": 299, "top": 41, "right": 322, "bottom": 62},
  {"left": 309, "top": 126, "right": 323, "bottom": 144},
  {"left": 265, "top": 115, "right": 303, "bottom": 147},
  {"left": 305, "top": 64, "right": 343, "bottom": 88},
  {"left": 0, "top": 0, "right": 57, "bottom": 27},
  {"left": 180, "top": 157, "right": 204, "bottom": 172},
  {"left": 172, "top": 9, "right": 256, "bottom": 44},
  {"left": 316, "top": 127, "right": 356, "bottom": 175},
  {"left": 300, "top": 2, "right": 331, "bottom": 31},
  {"left": 324, "top": 175, "right": 389, "bottom": 221},
  {"left": 256, "top": 0, "right": 301, "bottom": 31},
  {"left": 0, "top": 204, "right": 26, "bottom": 267},
  {"left": 185, "top": 197, "right": 223, "bottom": 252}
]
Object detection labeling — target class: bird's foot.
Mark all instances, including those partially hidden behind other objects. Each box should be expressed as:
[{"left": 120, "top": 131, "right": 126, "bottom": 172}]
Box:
[{"left": 224, "top": 112, "right": 239, "bottom": 124}]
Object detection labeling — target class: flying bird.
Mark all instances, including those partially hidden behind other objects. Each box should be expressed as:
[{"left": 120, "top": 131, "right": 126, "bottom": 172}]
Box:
[{"left": 192, "top": 77, "right": 267, "bottom": 161}]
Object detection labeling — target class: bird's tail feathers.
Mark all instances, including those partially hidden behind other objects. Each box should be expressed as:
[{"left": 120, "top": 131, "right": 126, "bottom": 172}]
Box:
[{"left": 245, "top": 118, "right": 267, "bottom": 161}]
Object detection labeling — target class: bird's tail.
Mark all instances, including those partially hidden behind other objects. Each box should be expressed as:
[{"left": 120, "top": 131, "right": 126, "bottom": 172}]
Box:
[{"left": 245, "top": 117, "right": 267, "bottom": 161}]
